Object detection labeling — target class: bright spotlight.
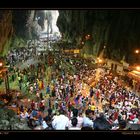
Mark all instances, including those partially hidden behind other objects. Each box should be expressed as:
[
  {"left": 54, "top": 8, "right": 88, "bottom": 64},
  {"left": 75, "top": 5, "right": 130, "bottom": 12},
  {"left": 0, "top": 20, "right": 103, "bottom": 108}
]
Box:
[
  {"left": 136, "top": 66, "right": 140, "bottom": 71},
  {"left": 135, "top": 50, "right": 139, "bottom": 54},
  {"left": 98, "top": 59, "right": 102, "bottom": 63},
  {"left": 0, "top": 62, "right": 3, "bottom": 67}
]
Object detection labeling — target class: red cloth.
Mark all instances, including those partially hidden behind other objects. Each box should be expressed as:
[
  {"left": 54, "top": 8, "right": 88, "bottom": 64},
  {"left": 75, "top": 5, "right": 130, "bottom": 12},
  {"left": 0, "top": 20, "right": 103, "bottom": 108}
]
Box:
[
  {"left": 96, "top": 91, "right": 99, "bottom": 98},
  {"left": 114, "top": 112, "right": 119, "bottom": 121},
  {"left": 39, "top": 102, "right": 43, "bottom": 108},
  {"left": 41, "top": 81, "right": 44, "bottom": 89},
  {"left": 129, "top": 115, "right": 135, "bottom": 120}
]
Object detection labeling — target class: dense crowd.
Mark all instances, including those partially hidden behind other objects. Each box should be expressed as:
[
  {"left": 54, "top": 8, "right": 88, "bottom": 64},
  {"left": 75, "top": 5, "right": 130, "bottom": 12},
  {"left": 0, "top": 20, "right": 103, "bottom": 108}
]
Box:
[
  {"left": 2, "top": 40, "right": 140, "bottom": 130},
  {"left": 6, "top": 40, "right": 46, "bottom": 67}
]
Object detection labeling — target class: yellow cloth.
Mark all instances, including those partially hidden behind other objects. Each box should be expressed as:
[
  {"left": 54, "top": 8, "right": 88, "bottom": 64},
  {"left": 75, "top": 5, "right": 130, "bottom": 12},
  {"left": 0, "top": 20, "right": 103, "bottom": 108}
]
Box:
[
  {"left": 39, "top": 81, "right": 42, "bottom": 89},
  {"left": 90, "top": 105, "right": 96, "bottom": 111}
]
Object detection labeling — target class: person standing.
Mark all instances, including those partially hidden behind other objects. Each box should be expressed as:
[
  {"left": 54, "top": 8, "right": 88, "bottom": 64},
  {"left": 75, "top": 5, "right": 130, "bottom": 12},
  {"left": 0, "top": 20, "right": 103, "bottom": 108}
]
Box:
[
  {"left": 68, "top": 117, "right": 81, "bottom": 130},
  {"left": 82, "top": 109, "right": 94, "bottom": 128},
  {"left": 52, "top": 109, "right": 69, "bottom": 130},
  {"left": 46, "top": 85, "right": 50, "bottom": 95},
  {"left": 89, "top": 87, "right": 94, "bottom": 98}
]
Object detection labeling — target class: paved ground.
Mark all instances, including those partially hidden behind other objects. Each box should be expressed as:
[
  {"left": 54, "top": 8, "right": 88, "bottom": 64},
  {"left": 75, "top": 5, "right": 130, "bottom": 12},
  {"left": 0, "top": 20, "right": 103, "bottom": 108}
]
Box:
[{"left": 74, "top": 68, "right": 103, "bottom": 112}]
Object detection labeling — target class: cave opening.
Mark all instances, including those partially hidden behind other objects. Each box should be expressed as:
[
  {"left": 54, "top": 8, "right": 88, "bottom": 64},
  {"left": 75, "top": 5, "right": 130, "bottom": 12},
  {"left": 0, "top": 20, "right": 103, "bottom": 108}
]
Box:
[{"left": 36, "top": 10, "right": 61, "bottom": 39}]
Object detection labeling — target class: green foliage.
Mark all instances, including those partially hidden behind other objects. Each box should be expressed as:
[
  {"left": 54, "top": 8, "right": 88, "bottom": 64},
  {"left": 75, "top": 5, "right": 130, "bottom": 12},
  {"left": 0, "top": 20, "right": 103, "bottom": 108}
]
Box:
[
  {"left": 11, "top": 36, "right": 26, "bottom": 49},
  {"left": 0, "top": 35, "right": 26, "bottom": 57}
]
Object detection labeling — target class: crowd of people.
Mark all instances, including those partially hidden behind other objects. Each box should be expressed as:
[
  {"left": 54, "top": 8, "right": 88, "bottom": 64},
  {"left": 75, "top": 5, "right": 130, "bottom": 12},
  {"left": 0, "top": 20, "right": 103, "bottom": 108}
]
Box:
[
  {"left": 1, "top": 39, "right": 140, "bottom": 130},
  {"left": 9, "top": 56, "right": 140, "bottom": 130},
  {"left": 6, "top": 40, "right": 47, "bottom": 68}
]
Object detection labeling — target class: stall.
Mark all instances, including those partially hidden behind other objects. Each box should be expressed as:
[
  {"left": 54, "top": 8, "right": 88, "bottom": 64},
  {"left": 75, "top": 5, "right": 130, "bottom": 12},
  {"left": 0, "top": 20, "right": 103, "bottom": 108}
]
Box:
[{"left": 128, "top": 70, "right": 140, "bottom": 95}]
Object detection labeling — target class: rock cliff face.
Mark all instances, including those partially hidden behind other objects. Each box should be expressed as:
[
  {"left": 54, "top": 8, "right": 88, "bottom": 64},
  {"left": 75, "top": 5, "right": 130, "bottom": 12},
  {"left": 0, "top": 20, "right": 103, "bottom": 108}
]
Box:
[
  {"left": 0, "top": 10, "right": 13, "bottom": 55},
  {"left": 1, "top": 10, "right": 140, "bottom": 64},
  {"left": 57, "top": 10, "right": 140, "bottom": 63}
]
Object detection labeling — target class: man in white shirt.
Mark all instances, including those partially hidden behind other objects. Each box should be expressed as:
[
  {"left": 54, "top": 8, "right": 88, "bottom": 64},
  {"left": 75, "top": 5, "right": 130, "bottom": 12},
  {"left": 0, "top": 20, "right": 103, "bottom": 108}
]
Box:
[
  {"left": 77, "top": 112, "right": 84, "bottom": 128},
  {"left": 82, "top": 109, "right": 94, "bottom": 128},
  {"left": 52, "top": 109, "right": 69, "bottom": 130}
]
